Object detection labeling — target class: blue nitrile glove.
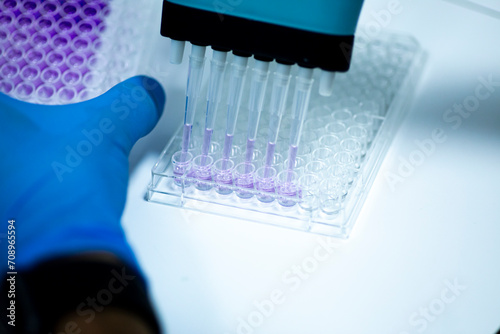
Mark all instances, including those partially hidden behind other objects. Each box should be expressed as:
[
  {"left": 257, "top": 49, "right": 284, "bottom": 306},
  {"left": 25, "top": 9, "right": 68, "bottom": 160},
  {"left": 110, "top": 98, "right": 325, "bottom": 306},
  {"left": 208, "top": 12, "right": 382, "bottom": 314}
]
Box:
[{"left": 0, "top": 75, "right": 165, "bottom": 273}]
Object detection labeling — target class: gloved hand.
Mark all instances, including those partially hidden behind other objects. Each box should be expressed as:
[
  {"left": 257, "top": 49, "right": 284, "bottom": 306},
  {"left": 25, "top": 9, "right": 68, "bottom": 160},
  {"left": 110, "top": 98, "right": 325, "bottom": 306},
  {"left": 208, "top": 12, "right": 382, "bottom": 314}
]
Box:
[{"left": 0, "top": 75, "right": 165, "bottom": 273}]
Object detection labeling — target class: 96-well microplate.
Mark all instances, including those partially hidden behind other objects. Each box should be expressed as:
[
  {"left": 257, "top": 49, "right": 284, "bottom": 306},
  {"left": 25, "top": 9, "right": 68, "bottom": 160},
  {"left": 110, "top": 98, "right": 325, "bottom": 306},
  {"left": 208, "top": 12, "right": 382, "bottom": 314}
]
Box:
[{"left": 148, "top": 33, "right": 426, "bottom": 238}]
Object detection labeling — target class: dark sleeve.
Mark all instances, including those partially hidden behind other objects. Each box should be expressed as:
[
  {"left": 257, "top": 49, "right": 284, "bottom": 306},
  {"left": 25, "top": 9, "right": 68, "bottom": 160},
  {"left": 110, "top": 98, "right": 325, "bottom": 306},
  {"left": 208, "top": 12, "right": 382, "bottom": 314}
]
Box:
[{"left": 1, "top": 257, "right": 161, "bottom": 334}]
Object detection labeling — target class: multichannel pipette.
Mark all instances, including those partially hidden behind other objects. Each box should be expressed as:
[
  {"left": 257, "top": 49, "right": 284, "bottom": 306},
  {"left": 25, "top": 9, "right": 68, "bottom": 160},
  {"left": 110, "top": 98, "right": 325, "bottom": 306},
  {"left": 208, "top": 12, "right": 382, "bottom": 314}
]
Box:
[
  {"left": 245, "top": 60, "right": 270, "bottom": 163},
  {"left": 161, "top": 0, "right": 366, "bottom": 189},
  {"left": 181, "top": 45, "right": 206, "bottom": 154},
  {"left": 201, "top": 50, "right": 227, "bottom": 157},
  {"left": 264, "top": 63, "right": 292, "bottom": 168},
  {"left": 222, "top": 55, "right": 249, "bottom": 161},
  {"left": 161, "top": 0, "right": 365, "bottom": 96}
]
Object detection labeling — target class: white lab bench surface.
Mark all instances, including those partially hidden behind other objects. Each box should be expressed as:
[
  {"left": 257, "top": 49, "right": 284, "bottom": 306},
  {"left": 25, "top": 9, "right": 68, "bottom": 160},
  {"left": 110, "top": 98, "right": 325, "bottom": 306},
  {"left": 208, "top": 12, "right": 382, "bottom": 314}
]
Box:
[{"left": 123, "top": 0, "right": 500, "bottom": 333}]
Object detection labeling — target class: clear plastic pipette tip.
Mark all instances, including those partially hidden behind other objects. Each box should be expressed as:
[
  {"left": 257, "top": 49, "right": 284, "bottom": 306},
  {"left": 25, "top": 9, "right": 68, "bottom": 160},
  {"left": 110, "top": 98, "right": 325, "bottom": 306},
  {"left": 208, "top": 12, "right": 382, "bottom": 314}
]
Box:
[
  {"left": 264, "top": 63, "right": 292, "bottom": 168},
  {"left": 245, "top": 59, "right": 270, "bottom": 163},
  {"left": 201, "top": 50, "right": 227, "bottom": 157},
  {"left": 287, "top": 67, "right": 314, "bottom": 172},
  {"left": 181, "top": 44, "right": 206, "bottom": 153},
  {"left": 222, "top": 55, "right": 249, "bottom": 161}
]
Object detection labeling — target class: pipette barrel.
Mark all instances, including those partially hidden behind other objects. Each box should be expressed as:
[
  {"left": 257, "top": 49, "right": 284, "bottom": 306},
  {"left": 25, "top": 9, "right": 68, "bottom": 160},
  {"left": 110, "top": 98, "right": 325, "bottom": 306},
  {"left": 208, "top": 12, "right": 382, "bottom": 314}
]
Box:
[{"left": 170, "top": 39, "right": 186, "bottom": 64}]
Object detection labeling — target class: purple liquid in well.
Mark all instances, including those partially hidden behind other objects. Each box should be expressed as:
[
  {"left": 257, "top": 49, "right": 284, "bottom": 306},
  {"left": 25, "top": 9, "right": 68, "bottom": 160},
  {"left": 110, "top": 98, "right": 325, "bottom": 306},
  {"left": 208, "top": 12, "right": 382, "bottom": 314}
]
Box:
[
  {"left": 173, "top": 163, "right": 189, "bottom": 177},
  {"left": 195, "top": 167, "right": 212, "bottom": 191},
  {"left": 236, "top": 175, "right": 253, "bottom": 189},
  {"left": 257, "top": 177, "right": 275, "bottom": 193},
  {"left": 277, "top": 169, "right": 298, "bottom": 207},
  {"left": 215, "top": 174, "right": 233, "bottom": 194},
  {"left": 195, "top": 166, "right": 212, "bottom": 181},
  {"left": 279, "top": 182, "right": 297, "bottom": 197},
  {"left": 278, "top": 177, "right": 297, "bottom": 207},
  {"left": 235, "top": 174, "right": 254, "bottom": 199},
  {"left": 245, "top": 138, "right": 255, "bottom": 163},
  {"left": 215, "top": 170, "right": 233, "bottom": 185},
  {"left": 222, "top": 133, "right": 233, "bottom": 160},
  {"left": 0, "top": 0, "right": 110, "bottom": 101},
  {"left": 214, "top": 162, "right": 233, "bottom": 194},
  {"left": 173, "top": 160, "right": 191, "bottom": 186},
  {"left": 172, "top": 150, "right": 193, "bottom": 186},
  {"left": 201, "top": 128, "right": 213, "bottom": 156},
  {"left": 257, "top": 177, "right": 275, "bottom": 203}
]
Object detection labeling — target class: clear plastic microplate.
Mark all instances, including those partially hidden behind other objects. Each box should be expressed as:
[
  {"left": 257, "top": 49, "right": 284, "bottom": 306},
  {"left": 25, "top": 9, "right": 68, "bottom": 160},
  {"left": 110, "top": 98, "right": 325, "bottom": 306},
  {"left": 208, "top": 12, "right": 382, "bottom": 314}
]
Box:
[{"left": 148, "top": 32, "right": 426, "bottom": 238}]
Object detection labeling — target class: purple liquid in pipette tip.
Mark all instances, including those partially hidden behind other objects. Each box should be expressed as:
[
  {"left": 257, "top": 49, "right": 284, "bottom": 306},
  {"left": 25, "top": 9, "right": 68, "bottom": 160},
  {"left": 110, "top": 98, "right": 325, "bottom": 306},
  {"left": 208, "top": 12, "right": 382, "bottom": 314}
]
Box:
[
  {"left": 222, "top": 133, "right": 233, "bottom": 160},
  {"left": 245, "top": 138, "right": 255, "bottom": 164},
  {"left": 201, "top": 128, "right": 213, "bottom": 156},
  {"left": 264, "top": 142, "right": 276, "bottom": 167}
]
